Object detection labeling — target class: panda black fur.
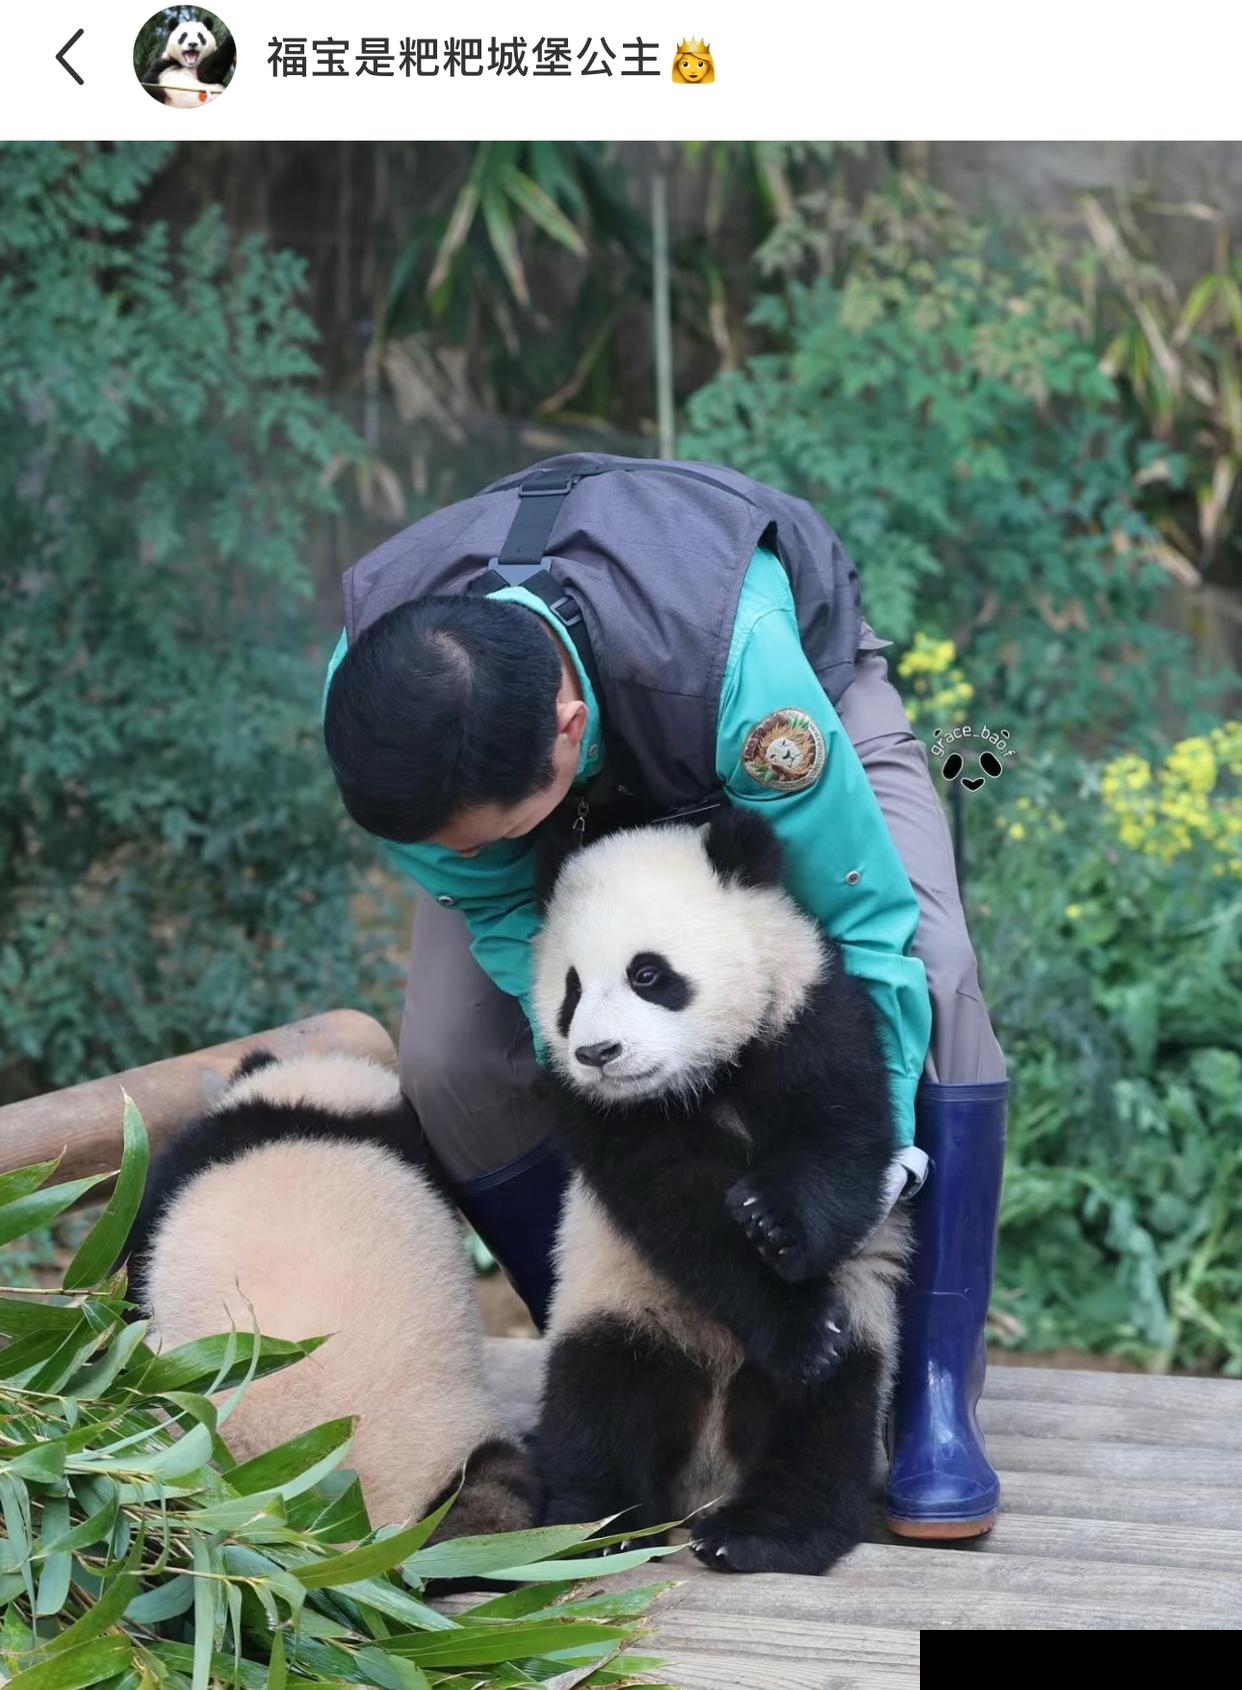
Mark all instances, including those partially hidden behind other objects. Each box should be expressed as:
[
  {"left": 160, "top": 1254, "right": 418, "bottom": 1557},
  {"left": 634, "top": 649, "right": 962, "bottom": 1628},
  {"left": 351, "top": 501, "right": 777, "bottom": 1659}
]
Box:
[
  {"left": 530, "top": 806, "right": 910, "bottom": 1576},
  {"left": 121, "top": 1049, "right": 540, "bottom": 1540},
  {"left": 144, "top": 21, "right": 234, "bottom": 106}
]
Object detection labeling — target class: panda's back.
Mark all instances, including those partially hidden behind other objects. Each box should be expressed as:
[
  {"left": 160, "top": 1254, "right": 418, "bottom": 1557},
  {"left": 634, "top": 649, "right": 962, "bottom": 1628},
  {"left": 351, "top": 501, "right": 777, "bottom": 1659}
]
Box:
[{"left": 142, "top": 1126, "right": 504, "bottom": 1524}]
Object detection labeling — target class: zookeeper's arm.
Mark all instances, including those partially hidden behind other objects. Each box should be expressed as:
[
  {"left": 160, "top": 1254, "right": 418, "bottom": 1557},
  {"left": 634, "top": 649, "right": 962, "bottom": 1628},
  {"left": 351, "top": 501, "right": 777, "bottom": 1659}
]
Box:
[
  {"left": 322, "top": 629, "right": 546, "bottom": 1039},
  {"left": 716, "top": 548, "right": 932, "bottom": 1149}
]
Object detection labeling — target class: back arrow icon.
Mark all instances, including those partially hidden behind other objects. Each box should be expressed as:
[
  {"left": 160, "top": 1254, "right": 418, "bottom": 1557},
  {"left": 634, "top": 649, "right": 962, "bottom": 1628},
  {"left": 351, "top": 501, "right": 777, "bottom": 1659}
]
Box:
[{"left": 56, "top": 29, "right": 85, "bottom": 85}]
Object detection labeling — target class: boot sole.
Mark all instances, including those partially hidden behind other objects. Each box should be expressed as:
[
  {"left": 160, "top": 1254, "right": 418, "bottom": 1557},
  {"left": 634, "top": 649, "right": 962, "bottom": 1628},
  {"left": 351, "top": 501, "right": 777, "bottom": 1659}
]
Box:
[{"left": 885, "top": 1513, "right": 996, "bottom": 1541}]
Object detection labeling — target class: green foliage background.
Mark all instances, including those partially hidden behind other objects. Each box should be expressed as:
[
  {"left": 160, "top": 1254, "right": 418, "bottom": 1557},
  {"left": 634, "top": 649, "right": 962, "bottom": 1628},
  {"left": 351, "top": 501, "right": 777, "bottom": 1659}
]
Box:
[{"left": 0, "top": 144, "right": 391, "bottom": 1103}]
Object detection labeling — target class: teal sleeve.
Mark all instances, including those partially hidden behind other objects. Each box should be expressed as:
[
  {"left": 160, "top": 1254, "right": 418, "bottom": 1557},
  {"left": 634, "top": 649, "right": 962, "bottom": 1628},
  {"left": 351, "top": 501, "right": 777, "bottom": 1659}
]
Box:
[
  {"left": 321, "top": 627, "right": 548, "bottom": 1060},
  {"left": 716, "top": 600, "right": 931, "bottom": 1149}
]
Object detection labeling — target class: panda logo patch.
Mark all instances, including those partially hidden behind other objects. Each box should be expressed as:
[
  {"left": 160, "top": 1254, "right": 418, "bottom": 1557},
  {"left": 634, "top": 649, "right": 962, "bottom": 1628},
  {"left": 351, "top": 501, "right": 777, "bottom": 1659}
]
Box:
[{"left": 741, "top": 708, "right": 826, "bottom": 793}]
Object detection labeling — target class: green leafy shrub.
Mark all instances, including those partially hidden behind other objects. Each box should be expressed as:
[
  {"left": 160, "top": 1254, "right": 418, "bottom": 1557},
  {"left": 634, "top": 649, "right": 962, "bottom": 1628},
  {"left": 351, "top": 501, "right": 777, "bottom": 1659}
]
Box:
[
  {"left": 0, "top": 1105, "right": 674, "bottom": 1686},
  {"left": 0, "top": 143, "right": 393, "bottom": 1102},
  {"left": 970, "top": 726, "right": 1242, "bottom": 1373},
  {"left": 680, "top": 173, "right": 1227, "bottom": 749}
]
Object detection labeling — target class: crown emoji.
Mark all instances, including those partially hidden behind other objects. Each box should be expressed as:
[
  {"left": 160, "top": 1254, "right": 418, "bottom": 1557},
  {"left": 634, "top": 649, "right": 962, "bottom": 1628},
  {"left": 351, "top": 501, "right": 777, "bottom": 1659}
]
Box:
[{"left": 676, "top": 38, "right": 711, "bottom": 56}]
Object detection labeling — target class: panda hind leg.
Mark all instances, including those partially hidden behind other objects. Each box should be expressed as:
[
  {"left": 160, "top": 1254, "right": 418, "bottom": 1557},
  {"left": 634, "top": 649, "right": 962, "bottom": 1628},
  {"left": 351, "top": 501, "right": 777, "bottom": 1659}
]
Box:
[
  {"left": 427, "top": 1436, "right": 543, "bottom": 1544},
  {"left": 534, "top": 1314, "right": 712, "bottom": 1545},
  {"left": 692, "top": 1345, "right": 883, "bottom": 1576}
]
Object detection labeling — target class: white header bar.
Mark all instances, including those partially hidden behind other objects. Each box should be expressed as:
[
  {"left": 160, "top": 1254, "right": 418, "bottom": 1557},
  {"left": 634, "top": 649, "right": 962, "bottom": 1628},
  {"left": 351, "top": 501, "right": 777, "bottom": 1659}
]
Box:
[{"left": 6, "top": 3, "right": 1242, "bottom": 142}]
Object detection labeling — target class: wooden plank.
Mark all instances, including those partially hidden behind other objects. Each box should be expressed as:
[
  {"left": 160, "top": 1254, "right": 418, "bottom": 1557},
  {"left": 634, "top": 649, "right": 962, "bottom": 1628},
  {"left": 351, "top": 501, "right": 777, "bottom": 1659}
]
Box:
[
  {"left": 548, "top": 1559, "right": 1233, "bottom": 1634},
  {"left": 486, "top": 1336, "right": 543, "bottom": 1429},
  {"left": 971, "top": 1472, "right": 1242, "bottom": 1533},
  {"left": 985, "top": 1364, "right": 1239, "bottom": 1414},
  {"left": 0, "top": 1010, "right": 396, "bottom": 1184},
  {"left": 986, "top": 1433, "right": 1242, "bottom": 1486},
  {"left": 822, "top": 1541, "right": 1240, "bottom": 1609},
  {"left": 969, "top": 1511, "right": 1242, "bottom": 1572},
  {"left": 649, "top": 1620, "right": 918, "bottom": 1690},
  {"left": 978, "top": 1395, "right": 1242, "bottom": 1450}
]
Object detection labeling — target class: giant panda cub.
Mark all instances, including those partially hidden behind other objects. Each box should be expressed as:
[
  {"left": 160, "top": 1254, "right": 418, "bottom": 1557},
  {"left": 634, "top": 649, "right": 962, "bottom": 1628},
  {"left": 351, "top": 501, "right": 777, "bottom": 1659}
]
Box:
[
  {"left": 530, "top": 806, "right": 911, "bottom": 1576},
  {"left": 143, "top": 21, "right": 234, "bottom": 107},
  {"left": 121, "top": 1049, "right": 540, "bottom": 1540}
]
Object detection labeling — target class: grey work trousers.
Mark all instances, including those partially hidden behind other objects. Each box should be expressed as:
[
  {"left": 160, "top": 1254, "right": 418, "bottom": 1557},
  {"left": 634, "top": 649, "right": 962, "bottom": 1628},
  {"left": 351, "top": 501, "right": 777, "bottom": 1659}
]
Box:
[{"left": 399, "top": 621, "right": 1008, "bottom": 1184}]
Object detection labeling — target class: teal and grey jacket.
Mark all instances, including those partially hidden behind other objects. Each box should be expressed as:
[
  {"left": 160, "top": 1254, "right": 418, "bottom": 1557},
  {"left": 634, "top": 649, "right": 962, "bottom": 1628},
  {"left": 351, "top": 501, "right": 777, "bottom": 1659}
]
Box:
[{"left": 324, "top": 472, "right": 932, "bottom": 1148}]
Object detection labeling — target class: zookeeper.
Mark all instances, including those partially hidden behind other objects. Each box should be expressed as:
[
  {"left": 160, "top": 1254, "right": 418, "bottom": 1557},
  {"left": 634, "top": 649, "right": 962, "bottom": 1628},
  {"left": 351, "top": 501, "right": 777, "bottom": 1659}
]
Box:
[{"left": 321, "top": 452, "right": 1011, "bottom": 1541}]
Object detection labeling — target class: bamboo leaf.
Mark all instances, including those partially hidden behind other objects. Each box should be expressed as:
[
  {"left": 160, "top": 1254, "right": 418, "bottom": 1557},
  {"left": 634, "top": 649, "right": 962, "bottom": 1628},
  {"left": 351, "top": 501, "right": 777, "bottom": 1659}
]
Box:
[
  {"left": 0, "top": 1175, "right": 109, "bottom": 1251},
  {"left": 480, "top": 188, "right": 530, "bottom": 307},
  {"left": 2, "top": 1636, "right": 135, "bottom": 1690},
  {"left": 426, "top": 180, "right": 481, "bottom": 298},
  {"left": 63, "top": 1096, "right": 149, "bottom": 1291},
  {"left": 485, "top": 1544, "right": 683, "bottom": 1581},
  {"left": 267, "top": 1628, "right": 287, "bottom": 1690},
  {"left": 39, "top": 1485, "right": 119, "bottom": 1557},
  {"left": 0, "top": 1472, "right": 36, "bottom": 1607},
  {"left": 398, "top": 1521, "right": 618, "bottom": 1585},
  {"left": 226, "top": 1416, "right": 354, "bottom": 1499},
  {"left": 190, "top": 1538, "right": 216, "bottom": 1690},
  {"left": 0, "top": 1298, "right": 79, "bottom": 1341},
  {"left": 41, "top": 1522, "right": 146, "bottom": 1655},
  {"left": 386, "top": 1620, "right": 631, "bottom": 1667},
  {"left": 65, "top": 1319, "right": 151, "bottom": 1399},
  {"left": 34, "top": 1499, "right": 72, "bottom": 1617},
  {"left": 135, "top": 1331, "right": 324, "bottom": 1395},
  {"left": 123, "top": 1573, "right": 195, "bottom": 1624},
  {"left": 0, "top": 1159, "right": 63, "bottom": 1208},
  {"left": 501, "top": 167, "right": 589, "bottom": 257}
]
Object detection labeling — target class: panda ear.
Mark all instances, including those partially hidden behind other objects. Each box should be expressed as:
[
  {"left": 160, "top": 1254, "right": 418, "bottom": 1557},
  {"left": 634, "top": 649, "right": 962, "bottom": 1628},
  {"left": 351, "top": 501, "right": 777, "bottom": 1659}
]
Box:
[
  {"left": 534, "top": 826, "right": 575, "bottom": 915},
  {"left": 702, "top": 805, "right": 783, "bottom": 889}
]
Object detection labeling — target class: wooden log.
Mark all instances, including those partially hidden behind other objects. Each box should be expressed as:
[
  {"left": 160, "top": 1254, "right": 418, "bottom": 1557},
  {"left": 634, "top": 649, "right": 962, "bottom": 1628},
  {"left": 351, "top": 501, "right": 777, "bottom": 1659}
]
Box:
[{"left": 0, "top": 1010, "right": 396, "bottom": 1183}]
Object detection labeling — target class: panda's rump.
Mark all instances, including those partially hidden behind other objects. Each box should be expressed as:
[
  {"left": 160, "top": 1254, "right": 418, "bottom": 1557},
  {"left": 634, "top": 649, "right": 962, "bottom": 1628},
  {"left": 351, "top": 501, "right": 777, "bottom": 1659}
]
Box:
[{"left": 144, "top": 1138, "right": 505, "bottom": 1524}]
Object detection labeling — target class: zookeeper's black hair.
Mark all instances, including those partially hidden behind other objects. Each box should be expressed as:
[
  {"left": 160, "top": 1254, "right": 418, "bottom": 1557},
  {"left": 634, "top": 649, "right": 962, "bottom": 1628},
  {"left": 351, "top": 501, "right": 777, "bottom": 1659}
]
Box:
[{"left": 323, "top": 595, "right": 563, "bottom": 843}]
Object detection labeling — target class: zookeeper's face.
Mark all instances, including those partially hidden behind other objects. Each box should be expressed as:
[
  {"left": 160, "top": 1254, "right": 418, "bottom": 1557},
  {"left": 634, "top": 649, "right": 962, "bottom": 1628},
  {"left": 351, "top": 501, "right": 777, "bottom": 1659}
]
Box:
[{"left": 426, "top": 687, "right": 588, "bottom": 858}]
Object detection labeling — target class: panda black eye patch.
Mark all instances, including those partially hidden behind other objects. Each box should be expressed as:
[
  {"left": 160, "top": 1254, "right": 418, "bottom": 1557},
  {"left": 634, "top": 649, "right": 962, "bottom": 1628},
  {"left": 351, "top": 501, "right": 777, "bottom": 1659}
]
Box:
[
  {"left": 557, "top": 967, "right": 581, "bottom": 1039},
  {"left": 627, "top": 951, "right": 694, "bottom": 1011}
]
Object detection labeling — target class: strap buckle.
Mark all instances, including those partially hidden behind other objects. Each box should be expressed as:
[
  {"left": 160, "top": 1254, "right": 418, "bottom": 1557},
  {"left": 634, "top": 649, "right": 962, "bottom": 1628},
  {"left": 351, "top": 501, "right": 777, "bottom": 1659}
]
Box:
[{"left": 483, "top": 555, "right": 554, "bottom": 588}]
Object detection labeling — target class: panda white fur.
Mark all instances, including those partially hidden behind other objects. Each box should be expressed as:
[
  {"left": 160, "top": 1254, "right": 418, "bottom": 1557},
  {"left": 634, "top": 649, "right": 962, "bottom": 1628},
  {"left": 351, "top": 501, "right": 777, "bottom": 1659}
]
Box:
[
  {"left": 121, "top": 1050, "right": 540, "bottom": 1539},
  {"left": 145, "top": 21, "right": 230, "bottom": 107},
  {"left": 529, "top": 806, "right": 910, "bottom": 1576}
]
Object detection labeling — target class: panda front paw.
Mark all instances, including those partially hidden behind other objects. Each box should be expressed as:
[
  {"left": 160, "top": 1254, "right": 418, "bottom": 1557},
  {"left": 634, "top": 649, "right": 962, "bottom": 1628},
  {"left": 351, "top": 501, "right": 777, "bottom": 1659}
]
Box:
[
  {"left": 762, "top": 1285, "right": 851, "bottom": 1389},
  {"left": 727, "top": 1174, "right": 819, "bottom": 1283}
]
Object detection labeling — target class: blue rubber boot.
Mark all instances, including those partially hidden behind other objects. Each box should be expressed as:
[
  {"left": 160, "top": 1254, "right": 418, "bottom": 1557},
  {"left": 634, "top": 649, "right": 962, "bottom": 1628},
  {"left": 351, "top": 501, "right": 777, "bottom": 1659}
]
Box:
[
  {"left": 452, "top": 1138, "right": 569, "bottom": 1333},
  {"left": 884, "top": 1078, "right": 1009, "bottom": 1539}
]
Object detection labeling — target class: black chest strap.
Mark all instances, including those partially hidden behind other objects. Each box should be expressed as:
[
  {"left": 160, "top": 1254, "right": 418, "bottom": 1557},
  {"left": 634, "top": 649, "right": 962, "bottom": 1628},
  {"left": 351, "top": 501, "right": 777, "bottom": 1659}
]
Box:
[
  {"left": 467, "top": 463, "right": 721, "bottom": 821},
  {"left": 469, "top": 464, "right": 605, "bottom": 594}
]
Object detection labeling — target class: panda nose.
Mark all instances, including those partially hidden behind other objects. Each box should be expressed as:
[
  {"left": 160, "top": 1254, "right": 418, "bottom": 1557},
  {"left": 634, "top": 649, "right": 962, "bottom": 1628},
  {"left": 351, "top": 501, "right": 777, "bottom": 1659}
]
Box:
[{"left": 575, "top": 1040, "right": 622, "bottom": 1070}]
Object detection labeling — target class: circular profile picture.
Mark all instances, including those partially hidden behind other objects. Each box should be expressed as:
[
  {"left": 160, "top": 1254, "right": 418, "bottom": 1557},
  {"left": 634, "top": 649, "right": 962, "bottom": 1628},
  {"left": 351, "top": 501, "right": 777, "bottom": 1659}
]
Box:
[{"left": 135, "top": 7, "right": 235, "bottom": 108}]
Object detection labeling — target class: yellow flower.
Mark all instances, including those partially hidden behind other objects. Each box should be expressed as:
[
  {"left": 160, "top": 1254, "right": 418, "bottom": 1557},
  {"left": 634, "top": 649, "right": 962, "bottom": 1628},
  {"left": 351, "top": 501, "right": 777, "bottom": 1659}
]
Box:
[
  {"left": 1007, "top": 822, "right": 1026, "bottom": 841},
  {"left": 1163, "top": 736, "right": 1217, "bottom": 797},
  {"left": 1064, "top": 903, "right": 1083, "bottom": 920}
]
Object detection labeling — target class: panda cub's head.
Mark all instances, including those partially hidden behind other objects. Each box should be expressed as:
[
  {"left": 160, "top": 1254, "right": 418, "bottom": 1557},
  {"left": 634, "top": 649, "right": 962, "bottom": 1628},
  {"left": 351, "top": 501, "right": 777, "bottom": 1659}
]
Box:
[
  {"left": 167, "top": 21, "right": 215, "bottom": 68},
  {"left": 533, "top": 807, "right": 828, "bottom": 1106}
]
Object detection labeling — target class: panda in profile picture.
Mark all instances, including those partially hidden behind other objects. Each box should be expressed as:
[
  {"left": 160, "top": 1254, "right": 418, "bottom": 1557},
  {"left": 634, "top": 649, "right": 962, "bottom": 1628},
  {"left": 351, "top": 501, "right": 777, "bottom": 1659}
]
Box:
[{"left": 139, "top": 9, "right": 235, "bottom": 107}]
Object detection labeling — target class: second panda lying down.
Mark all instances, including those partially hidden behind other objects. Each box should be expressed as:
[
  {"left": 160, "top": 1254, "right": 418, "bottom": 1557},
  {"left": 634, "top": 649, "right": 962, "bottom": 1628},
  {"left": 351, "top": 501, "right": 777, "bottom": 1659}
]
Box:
[
  {"left": 530, "top": 806, "right": 911, "bottom": 1576},
  {"left": 121, "top": 1050, "right": 541, "bottom": 1541}
]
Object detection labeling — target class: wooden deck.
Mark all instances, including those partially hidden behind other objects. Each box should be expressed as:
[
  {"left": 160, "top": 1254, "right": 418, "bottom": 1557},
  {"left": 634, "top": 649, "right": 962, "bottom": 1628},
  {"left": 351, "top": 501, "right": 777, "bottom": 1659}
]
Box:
[{"left": 480, "top": 1339, "right": 1242, "bottom": 1677}]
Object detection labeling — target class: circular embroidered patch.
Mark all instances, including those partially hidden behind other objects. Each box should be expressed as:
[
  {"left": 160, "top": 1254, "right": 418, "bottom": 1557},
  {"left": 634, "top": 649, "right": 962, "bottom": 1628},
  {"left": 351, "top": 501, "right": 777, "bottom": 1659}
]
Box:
[{"left": 741, "top": 708, "right": 826, "bottom": 793}]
